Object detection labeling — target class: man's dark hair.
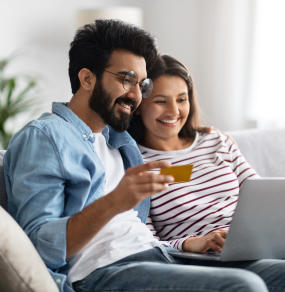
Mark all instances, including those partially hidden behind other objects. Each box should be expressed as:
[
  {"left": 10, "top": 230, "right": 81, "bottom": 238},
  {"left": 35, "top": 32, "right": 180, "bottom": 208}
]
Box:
[{"left": 69, "top": 19, "right": 157, "bottom": 94}]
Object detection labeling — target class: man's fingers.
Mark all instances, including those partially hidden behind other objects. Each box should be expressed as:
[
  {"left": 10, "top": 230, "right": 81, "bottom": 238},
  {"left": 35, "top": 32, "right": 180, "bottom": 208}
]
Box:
[
  {"left": 135, "top": 172, "right": 174, "bottom": 185},
  {"left": 133, "top": 182, "right": 170, "bottom": 197},
  {"left": 128, "top": 172, "right": 174, "bottom": 197},
  {"left": 126, "top": 160, "right": 172, "bottom": 175}
]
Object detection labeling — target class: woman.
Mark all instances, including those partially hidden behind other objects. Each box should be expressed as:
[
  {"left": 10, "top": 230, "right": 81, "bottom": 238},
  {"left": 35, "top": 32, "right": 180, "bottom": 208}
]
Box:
[{"left": 128, "top": 55, "right": 258, "bottom": 254}]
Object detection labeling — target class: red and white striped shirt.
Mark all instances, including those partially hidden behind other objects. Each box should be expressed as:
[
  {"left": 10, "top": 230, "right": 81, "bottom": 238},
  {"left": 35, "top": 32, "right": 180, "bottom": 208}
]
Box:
[{"left": 139, "top": 130, "right": 258, "bottom": 250}]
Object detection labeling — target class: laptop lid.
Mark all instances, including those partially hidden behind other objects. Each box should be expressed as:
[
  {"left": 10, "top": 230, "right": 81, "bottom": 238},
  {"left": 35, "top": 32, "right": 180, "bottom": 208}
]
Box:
[{"left": 169, "top": 178, "right": 285, "bottom": 262}]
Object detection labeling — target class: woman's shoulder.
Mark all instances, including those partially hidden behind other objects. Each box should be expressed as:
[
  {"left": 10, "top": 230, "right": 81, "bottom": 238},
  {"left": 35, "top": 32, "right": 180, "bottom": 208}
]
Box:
[
  {"left": 197, "top": 127, "right": 224, "bottom": 139},
  {"left": 196, "top": 127, "right": 233, "bottom": 147}
]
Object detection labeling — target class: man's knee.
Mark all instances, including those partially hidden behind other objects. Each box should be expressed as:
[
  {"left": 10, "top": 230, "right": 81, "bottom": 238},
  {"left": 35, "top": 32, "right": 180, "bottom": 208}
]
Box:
[{"left": 226, "top": 269, "right": 267, "bottom": 292}]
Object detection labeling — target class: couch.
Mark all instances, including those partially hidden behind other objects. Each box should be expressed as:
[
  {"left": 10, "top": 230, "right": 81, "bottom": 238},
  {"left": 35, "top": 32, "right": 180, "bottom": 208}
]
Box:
[{"left": 0, "top": 127, "right": 285, "bottom": 291}]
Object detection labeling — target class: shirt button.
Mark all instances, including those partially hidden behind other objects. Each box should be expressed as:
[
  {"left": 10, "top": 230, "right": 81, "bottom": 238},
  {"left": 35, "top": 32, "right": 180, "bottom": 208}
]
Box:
[
  {"left": 56, "top": 278, "right": 61, "bottom": 284},
  {"left": 88, "top": 135, "right": 95, "bottom": 143}
]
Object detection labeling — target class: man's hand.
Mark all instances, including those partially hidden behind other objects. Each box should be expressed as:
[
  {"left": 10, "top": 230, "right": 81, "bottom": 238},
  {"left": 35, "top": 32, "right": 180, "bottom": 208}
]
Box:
[
  {"left": 108, "top": 160, "right": 174, "bottom": 213},
  {"left": 182, "top": 229, "right": 228, "bottom": 253},
  {"left": 67, "top": 160, "right": 173, "bottom": 258}
]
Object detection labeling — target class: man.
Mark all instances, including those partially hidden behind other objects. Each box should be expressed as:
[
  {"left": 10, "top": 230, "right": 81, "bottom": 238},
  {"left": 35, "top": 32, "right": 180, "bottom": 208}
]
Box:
[{"left": 4, "top": 19, "right": 285, "bottom": 292}]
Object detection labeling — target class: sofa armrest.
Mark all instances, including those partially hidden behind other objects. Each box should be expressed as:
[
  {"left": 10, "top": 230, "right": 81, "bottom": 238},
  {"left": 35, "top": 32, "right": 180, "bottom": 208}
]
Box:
[{"left": 0, "top": 206, "right": 59, "bottom": 291}]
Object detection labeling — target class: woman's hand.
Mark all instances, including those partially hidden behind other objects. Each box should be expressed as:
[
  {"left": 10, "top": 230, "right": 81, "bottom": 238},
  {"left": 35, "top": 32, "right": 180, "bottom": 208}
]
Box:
[{"left": 182, "top": 229, "right": 228, "bottom": 253}]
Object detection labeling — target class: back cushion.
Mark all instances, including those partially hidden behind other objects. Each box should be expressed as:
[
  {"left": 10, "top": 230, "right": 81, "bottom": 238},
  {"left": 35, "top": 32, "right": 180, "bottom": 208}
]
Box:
[{"left": 229, "top": 128, "right": 285, "bottom": 177}]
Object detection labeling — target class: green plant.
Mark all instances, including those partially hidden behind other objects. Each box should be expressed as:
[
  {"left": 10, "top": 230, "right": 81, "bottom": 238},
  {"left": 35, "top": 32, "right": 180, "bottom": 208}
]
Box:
[{"left": 0, "top": 57, "right": 37, "bottom": 149}]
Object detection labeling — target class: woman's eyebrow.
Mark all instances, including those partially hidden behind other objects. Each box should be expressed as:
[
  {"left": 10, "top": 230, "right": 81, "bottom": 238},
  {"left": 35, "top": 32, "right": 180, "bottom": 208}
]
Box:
[
  {"left": 152, "top": 92, "right": 188, "bottom": 98},
  {"left": 152, "top": 94, "right": 169, "bottom": 98},
  {"left": 178, "top": 92, "right": 188, "bottom": 96}
]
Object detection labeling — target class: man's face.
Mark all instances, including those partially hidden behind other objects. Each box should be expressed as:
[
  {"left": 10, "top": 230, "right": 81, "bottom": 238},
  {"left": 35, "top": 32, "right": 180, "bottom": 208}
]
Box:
[{"left": 89, "top": 49, "right": 147, "bottom": 132}]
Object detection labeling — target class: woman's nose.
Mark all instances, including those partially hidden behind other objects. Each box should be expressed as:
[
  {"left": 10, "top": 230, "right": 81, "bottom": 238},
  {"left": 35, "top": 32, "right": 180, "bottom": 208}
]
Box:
[{"left": 167, "top": 101, "right": 179, "bottom": 115}]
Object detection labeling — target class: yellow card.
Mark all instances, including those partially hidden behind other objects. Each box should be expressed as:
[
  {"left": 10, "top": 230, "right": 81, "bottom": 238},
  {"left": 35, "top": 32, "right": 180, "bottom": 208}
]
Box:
[{"left": 160, "top": 164, "right": 193, "bottom": 183}]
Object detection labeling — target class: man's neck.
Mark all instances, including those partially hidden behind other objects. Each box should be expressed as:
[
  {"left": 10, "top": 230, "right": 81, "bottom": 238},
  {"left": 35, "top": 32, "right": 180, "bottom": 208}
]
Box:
[{"left": 68, "top": 92, "right": 106, "bottom": 133}]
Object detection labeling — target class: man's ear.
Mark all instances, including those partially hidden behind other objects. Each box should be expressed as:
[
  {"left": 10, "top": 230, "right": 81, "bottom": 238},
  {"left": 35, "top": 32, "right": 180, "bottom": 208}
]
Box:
[{"left": 78, "top": 68, "right": 96, "bottom": 91}]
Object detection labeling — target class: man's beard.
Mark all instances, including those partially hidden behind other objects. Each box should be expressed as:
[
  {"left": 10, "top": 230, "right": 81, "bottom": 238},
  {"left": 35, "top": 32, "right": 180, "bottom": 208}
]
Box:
[{"left": 89, "top": 80, "right": 137, "bottom": 132}]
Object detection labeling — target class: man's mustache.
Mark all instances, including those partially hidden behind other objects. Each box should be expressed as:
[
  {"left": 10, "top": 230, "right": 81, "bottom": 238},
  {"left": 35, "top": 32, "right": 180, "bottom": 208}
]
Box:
[{"left": 115, "top": 96, "right": 138, "bottom": 112}]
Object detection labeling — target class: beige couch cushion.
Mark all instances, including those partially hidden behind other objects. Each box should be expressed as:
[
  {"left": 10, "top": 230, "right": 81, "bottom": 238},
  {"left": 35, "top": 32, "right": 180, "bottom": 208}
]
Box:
[
  {"left": 230, "top": 128, "right": 285, "bottom": 177},
  {"left": 0, "top": 206, "right": 59, "bottom": 292}
]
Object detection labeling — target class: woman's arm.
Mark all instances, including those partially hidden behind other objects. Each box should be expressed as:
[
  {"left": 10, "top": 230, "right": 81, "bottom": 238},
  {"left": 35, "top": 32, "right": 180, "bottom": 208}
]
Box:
[{"left": 146, "top": 215, "right": 227, "bottom": 253}]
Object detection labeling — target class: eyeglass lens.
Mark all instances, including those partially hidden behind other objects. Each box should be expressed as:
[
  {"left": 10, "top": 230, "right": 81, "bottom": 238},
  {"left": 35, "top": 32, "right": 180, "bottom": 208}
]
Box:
[{"left": 122, "top": 71, "right": 153, "bottom": 98}]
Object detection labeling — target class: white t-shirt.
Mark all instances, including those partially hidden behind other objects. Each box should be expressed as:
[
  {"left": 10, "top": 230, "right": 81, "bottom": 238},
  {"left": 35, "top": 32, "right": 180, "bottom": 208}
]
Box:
[{"left": 68, "top": 133, "right": 160, "bottom": 283}]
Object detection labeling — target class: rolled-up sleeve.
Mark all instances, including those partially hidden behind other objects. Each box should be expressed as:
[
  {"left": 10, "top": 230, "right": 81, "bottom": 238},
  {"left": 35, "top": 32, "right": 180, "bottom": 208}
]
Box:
[{"left": 4, "top": 125, "right": 69, "bottom": 269}]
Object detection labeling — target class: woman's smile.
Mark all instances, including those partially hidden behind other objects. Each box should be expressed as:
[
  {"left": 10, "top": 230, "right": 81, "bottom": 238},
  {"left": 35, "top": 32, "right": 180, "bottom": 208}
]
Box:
[{"left": 157, "top": 118, "right": 179, "bottom": 127}]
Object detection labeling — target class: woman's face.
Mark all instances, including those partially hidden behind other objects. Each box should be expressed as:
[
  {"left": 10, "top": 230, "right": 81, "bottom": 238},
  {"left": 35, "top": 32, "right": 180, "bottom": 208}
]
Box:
[{"left": 138, "top": 75, "right": 190, "bottom": 148}]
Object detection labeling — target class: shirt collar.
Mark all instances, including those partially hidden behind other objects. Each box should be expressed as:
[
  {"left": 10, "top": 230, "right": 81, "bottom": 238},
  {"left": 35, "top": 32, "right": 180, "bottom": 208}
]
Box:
[{"left": 52, "top": 102, "right": 133, "bottom": 149}]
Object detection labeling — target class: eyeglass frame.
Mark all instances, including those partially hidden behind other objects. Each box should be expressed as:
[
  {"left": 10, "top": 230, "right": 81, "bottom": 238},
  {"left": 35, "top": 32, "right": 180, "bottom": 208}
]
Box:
[{"left": 104, "top": 69, "right": 153, "bottom": 99}]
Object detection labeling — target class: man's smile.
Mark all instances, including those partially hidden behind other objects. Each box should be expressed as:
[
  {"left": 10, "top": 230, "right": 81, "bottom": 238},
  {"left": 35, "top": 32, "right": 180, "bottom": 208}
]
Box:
[
  {"left": 116, "top": 101, "right": 133, "bottom": 114},
  {"left": 115, "top": 97, "right": 137, "bottom": 115}
]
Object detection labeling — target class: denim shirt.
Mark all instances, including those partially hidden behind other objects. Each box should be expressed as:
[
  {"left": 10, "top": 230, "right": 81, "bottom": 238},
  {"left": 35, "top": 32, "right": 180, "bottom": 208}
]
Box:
[{"left": 4, "top": 102, "right": 150, "bottom": 292}]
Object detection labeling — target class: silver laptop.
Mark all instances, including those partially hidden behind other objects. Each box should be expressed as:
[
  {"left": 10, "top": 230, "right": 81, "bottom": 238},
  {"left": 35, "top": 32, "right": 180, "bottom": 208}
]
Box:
[{"left": 169, "top": 178, "right": 285, "bottom": 261}]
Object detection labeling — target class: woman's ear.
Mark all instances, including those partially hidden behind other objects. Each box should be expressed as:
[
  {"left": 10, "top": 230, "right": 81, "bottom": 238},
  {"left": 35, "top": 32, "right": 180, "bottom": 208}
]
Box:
[{"left": 78, "top": 68, "right": 96, "bottom": 91}]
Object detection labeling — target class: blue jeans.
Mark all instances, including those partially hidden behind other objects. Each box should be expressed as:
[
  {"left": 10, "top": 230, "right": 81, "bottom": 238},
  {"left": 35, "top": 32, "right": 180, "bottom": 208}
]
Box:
[{"left": 73, "top": 246, "right": 285, "bottom": 292}]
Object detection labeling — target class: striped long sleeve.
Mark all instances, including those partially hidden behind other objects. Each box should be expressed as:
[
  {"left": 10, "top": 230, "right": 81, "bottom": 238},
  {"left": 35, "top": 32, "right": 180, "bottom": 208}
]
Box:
[{"left": 139, "top": 130, "right": 258, "bottom": 250}]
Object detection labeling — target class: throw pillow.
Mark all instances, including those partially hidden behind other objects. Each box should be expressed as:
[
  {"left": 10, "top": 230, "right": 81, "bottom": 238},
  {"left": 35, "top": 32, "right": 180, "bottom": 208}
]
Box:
[{"left": 0, "top": 206, "right": 59, "bottom": 291}]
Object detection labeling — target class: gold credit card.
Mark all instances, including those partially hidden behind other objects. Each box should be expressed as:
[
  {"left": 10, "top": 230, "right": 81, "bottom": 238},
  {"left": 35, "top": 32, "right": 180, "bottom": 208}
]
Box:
[{"left": 160, "top": 164, "right": 193, "bottom": 183}]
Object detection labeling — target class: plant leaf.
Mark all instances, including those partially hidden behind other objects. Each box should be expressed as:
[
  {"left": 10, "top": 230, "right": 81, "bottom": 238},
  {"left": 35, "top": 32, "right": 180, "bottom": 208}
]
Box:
[{"left": 0, "top": 56, "right": 38, "bottom": 148}]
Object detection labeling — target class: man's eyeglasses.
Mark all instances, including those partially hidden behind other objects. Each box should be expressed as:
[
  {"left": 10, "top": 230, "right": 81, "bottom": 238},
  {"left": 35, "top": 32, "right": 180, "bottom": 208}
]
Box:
[{"left": 104, "top": 70, "right": 153, "bottom": 99}]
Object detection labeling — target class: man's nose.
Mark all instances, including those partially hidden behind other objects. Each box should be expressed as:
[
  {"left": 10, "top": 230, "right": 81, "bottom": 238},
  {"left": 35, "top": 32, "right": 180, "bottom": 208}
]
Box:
[{"left": 127, "top": 83, "right": 142, "bottom": 100}]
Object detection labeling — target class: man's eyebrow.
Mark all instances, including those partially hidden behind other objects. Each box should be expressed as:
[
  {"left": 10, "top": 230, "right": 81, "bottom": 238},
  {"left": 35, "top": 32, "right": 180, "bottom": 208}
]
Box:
[
  {"left": 113, "top": 71, "right": 129, "bottom": 76},
  {"left": 116, "top": 70, "right": 147, "bottom": 81},
  {"left": 117, "top": 70, "right": 137, "bottom": 76},
  {"left": 117, "top": 70, "right": 129, "bottom": 74}
]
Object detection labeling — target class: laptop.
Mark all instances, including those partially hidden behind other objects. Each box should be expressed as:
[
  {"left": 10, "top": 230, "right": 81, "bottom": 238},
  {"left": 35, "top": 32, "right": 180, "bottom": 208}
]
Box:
[{"left": 168, "top": 177, "right": 285, "bottom": 261}]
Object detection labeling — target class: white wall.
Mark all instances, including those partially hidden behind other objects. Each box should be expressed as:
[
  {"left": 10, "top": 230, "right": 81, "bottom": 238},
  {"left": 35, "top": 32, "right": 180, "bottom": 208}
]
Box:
[
  {"left": 0, "top": 0, "right": 255, "bottom": 132},
  {"left": 143, "top": 0, "right": 256, "bottom": 130}
]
